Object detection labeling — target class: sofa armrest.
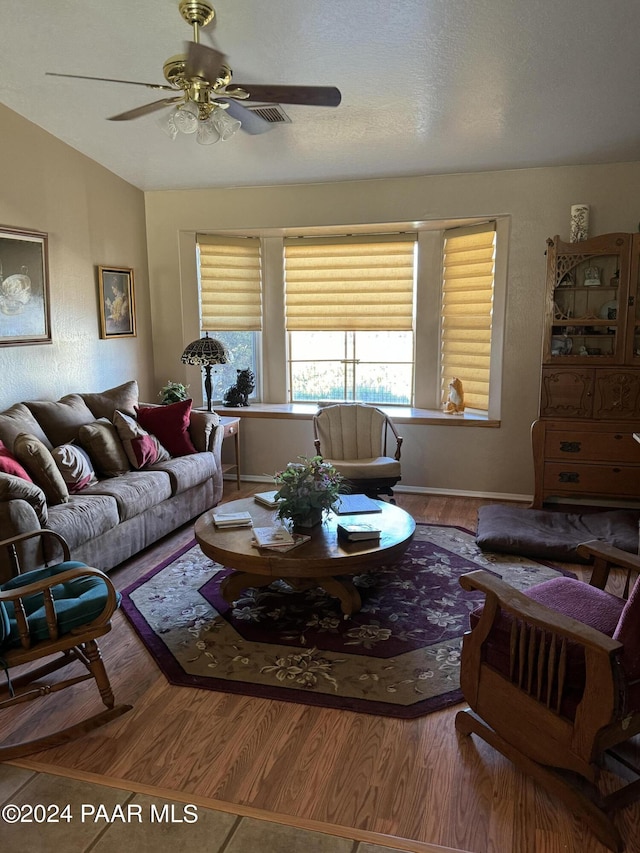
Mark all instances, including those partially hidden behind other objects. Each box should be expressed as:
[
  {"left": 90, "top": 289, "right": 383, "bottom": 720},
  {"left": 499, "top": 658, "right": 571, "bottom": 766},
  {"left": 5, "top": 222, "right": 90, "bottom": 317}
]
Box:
[
  {"left": 188, "top": 409, "right": 221, "bottom": 453},
  {"left": 0, "top": 501, "right": 44, "bottom": 584}
]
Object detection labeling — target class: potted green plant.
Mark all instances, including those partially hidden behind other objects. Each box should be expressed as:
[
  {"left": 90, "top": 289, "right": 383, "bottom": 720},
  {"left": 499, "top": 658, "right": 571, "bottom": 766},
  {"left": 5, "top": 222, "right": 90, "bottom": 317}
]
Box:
[
  {"left": 159, "top": 380, "right": 190, "bottom": 405},
  {"left": 273, "top": 455, "right": 344, "bottom": 529}
]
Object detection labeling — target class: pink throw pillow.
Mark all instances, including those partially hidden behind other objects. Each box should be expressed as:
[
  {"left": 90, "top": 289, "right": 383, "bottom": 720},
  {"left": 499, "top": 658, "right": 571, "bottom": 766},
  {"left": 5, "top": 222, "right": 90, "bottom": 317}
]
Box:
[
  {"left": 135, "top": 399, "right": 197, "bottom": 457},
  {"left": 0, "top": 439, "right": 33, "bottom": 481}
]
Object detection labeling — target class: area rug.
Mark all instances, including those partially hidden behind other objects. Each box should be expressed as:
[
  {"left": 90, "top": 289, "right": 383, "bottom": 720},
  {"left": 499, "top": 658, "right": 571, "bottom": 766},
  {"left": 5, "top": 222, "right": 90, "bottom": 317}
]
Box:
[{"left": 121, "top": 524, "right": 575, "bottom": 719}]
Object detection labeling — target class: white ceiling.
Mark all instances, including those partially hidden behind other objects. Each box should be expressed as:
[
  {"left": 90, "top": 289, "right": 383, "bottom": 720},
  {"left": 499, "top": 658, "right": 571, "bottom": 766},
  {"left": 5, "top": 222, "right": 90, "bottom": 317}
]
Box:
[{"left": 1, "top": 0, "right": 639, "bottom": 192}]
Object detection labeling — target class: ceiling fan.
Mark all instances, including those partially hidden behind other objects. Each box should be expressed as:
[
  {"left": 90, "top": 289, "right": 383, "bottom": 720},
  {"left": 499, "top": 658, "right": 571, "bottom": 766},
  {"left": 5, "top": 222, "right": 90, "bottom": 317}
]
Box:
[{"left": 46, "top": 0, "right": 342, "bottom": 143}]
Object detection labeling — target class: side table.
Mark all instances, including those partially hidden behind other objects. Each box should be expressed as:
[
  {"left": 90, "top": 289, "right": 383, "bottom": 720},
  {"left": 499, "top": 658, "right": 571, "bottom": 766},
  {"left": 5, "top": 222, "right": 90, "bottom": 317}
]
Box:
[{"left": 219, "top": 416, "right": 241, "bottom": 489}]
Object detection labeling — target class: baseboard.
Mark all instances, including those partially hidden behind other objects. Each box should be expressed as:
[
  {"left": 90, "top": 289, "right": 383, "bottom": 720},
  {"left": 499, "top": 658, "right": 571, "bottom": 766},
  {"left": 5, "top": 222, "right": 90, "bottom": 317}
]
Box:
[{"left": 233, "top": 474, "right": 532, "bottom": 504}]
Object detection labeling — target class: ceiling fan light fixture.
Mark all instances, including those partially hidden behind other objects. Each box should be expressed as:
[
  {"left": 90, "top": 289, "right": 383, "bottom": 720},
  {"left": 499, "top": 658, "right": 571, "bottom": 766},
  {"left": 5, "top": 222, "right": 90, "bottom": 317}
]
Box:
[
  {"left": 211, "top": 108, "right": 241, "bottom": 141},
  {"left": 157, "top": 107, "right": 180, "bottom": 140},
  {"left": 196, "top": 115, "right": 221, "bottom": 145},
  {"left": 173, "top": 100, "right": 199, "bottom": 133}
]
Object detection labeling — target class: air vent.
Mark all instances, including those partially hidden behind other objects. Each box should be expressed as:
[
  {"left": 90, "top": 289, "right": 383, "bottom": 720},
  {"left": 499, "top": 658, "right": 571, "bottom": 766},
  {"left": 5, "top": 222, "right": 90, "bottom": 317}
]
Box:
[{"left": 244, "top": 103, "right": 291, "bottom": 123}]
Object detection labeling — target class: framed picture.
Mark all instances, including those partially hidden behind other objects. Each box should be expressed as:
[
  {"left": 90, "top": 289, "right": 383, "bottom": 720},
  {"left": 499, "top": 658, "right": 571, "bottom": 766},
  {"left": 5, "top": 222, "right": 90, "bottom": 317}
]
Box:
[
  {"left": 98, "top": 266, "right": 136, "bottom": 339},
  {"left": 0, "top": 226, "right": 51, "bottom": 346}
]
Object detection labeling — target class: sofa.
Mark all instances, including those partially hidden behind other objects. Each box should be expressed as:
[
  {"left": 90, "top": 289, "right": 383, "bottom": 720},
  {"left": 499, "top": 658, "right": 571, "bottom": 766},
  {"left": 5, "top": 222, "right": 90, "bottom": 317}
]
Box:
[{"left": 0, "top": 381, "right": 223, "bottom": 582}]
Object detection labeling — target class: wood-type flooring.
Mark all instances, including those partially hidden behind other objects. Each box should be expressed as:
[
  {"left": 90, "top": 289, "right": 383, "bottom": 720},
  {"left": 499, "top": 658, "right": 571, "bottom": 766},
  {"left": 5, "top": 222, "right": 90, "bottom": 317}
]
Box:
[{"left": 4, "top": 483, "right": 640, "bottom": 853}]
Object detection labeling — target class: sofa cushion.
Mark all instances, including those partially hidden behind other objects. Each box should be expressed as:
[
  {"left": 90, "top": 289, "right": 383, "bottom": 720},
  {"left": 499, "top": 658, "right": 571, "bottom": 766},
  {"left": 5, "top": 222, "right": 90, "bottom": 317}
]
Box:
[
  {"left": 44, "top": 493, "right": 120, "bottom": 550},
  {"left": 136, "top": 399, "right": 197, "bottom": 457},
  {"left": 83, "top": 470, "right": 172, "bottom": 522},
  {"left": 13, "top": 433, "right": 69, "bottom": 505},
  {"left": 151, "top": 452, "right": 217, "bottom": 495},
  {"left": 51, "top": 444, "right": 98, "bottom": 493},
  {"left": 0, "top": 473, "right": 48, "bottom": 524},
  {"left": 0, "top": 403, "right": 52, "bottom": 452},
  {"left": 112, "top": 410, "right": 171, "bottom": 469},
  {"left": 80, "top": 380, "right": 139, "bottom": 419},
  {"left": 78, "top": 419, "right": 130, "bottom": 477},
  {"left": 0, "top": 440, "right": 32, "bottom": 481},
  {"left": 25, "top": 395, "right": 96, "bottom": 446}
]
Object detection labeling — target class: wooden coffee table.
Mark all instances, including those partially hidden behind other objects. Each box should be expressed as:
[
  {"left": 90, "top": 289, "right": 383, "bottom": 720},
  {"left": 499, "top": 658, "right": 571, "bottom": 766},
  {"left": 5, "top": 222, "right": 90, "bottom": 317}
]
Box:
[{"left": 194, "top": 497, "right": 415, "bottom": 617}]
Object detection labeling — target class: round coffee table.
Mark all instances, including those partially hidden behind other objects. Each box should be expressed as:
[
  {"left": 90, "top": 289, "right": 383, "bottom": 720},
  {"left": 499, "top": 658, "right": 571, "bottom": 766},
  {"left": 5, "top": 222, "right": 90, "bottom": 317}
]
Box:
[{"left": 194, "top": 497, "right": 415, "bottom": 617}]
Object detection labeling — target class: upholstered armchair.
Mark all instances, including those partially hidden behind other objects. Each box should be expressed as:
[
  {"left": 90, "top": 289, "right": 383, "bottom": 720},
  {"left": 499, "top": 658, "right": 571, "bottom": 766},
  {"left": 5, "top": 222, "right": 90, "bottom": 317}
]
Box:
[
  {"left": 455, "top": 539, "right": 640, "bottom": 851},
  {"left": 0, "top": 529, "right": 131, "bottom": 760},
  {"left": 313, "top": 403, "right": 402, "bottom": 499}
]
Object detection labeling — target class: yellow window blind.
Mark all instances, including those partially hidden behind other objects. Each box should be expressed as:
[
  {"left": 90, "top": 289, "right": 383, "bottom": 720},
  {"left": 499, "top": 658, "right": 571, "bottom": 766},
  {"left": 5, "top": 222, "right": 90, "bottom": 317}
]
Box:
[
  {"left": 283, "top": 234, "right": 416, "bottom": 331},
  {"left": 441, "top": 223, "right": 496, "bottom": 412},
  {"left": 197, "top": 234, "right": 262, "bottom": 331}
]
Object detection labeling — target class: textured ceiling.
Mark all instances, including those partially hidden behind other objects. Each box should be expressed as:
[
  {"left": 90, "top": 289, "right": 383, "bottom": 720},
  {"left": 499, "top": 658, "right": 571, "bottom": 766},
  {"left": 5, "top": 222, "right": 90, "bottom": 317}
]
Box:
[{"left": 1, "top": 0, "right": 639, "bottom": 191}]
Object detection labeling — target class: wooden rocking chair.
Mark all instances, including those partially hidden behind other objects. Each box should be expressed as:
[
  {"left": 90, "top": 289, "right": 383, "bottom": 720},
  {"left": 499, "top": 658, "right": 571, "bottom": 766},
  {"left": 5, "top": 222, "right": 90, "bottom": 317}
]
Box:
[
  {"left": 455, "top": 539, "right": 640, "bottom": 851},
  {"left": 0, "top": 529, "right": 131, "bottom": 761}
]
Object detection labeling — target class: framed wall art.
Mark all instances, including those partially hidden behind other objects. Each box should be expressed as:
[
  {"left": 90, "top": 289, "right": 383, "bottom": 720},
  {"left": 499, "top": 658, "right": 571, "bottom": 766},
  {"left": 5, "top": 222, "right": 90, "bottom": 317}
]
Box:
[
  {"left": 98, "top": 266, "right": 137, "bottom": 339},
  {"left": 0, "top": 226, "right": 51, "bottom": 346}
]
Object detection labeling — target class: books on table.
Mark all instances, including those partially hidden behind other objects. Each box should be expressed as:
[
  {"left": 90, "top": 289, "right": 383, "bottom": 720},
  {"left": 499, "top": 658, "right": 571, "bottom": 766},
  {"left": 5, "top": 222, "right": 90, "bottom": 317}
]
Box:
[
  {"left": 254, "top": 490, "right": 282, "bottom": 509},
  {"left": 211, "top": 510, "right": 253, "bottom": 528},
  {"left": 337, "top": 521, "right": 382, "bottom": 542},
  {"left": 252, "top": 526, "right": 311, "bottom": 552},
  {"left": 335, "top": 493, "right": 381, "bottom": 515}
]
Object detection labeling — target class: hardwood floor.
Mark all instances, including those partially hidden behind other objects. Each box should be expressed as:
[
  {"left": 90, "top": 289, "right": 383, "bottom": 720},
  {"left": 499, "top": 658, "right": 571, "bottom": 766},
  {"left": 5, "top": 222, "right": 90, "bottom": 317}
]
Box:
[{"left": 4, "top": 484, "right": 640, "bottom": 853}]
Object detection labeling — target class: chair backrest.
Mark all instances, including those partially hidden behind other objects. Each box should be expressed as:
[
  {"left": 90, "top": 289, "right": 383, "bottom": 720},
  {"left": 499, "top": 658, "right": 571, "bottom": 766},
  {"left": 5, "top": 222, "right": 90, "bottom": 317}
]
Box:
[{"left": 314, "top": 404, "right": 388, "bottom": 460}]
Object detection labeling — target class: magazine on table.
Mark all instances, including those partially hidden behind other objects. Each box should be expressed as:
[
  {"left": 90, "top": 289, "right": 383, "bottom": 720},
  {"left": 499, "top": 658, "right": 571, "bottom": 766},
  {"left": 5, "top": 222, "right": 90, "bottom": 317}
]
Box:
[
  {"left": 211, "top": 510, "right": 253, "bottom": 528},
  {"left": 337, "top": 521, "right": 382, "bottom": 542},
  {"left": 253, "top": 490, "right": 282, "bottom": 509},
  {"left": 335, "top": 493, "right": 381, "bottom": 514}
]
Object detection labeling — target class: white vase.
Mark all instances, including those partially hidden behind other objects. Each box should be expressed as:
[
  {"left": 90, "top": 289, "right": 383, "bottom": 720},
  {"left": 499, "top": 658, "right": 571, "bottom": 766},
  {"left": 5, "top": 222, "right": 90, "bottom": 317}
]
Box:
[{"left": 570, "top": 204, "right": 589, "bottom": 242}]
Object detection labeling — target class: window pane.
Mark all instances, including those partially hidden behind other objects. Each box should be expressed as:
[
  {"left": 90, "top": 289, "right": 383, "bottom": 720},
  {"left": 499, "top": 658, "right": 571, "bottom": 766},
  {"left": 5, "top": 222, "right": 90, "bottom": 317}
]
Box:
[
  {"left": 202, "top": 330, "right": 258, "bottom": 402},
  {"left": 355, "top": 331, "right": 413, "bottom": 362},
  {"left": 290, "top": 360, "right": 346, "bottom": 402},
  {"left": 355, "top": 362, "right": 412, "bottom": 405},
  {"left": 288, "top": 331, "right": 413, "bottom": 404}
]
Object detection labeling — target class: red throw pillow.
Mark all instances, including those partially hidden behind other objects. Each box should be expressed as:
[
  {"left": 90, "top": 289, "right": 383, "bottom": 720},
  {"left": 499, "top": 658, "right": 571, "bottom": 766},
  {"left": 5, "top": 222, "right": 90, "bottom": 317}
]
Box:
[
  {"left": 135, "top": 399, "right": 196, "bottom": 457},
  {"left": 0, "top": 439, "right": 33, "bottom": 481}
]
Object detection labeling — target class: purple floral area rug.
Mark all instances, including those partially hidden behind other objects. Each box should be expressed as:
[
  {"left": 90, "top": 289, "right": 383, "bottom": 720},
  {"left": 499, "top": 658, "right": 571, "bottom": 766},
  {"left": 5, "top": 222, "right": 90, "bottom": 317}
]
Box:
[{"left": 121, "top": 524, "right": 575, "bottom": 719}]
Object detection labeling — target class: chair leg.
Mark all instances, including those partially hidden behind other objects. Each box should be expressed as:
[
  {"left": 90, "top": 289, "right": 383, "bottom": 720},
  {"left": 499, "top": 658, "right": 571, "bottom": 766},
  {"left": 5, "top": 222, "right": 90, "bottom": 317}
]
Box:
[
  {"left": 455, "top": 708, "right": 625, "bottom": 853},
  {"left": 80, "top": 639, "right": 115, "bottom": 709}
]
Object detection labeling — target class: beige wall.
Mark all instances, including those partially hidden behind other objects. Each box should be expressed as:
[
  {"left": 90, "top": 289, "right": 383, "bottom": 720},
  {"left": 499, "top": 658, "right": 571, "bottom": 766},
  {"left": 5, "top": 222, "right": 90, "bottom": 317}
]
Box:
[
  {"left": 0, "top": 104, "right": 154, "bottom": 410},
  {"left": 145, "top": 164, "right": 640, "bottom": 498}
]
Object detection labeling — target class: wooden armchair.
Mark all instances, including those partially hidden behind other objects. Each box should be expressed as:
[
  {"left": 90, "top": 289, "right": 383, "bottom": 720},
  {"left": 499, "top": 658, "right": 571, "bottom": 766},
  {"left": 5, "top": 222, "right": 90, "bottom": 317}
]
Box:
[
  {"left": 455, "top": 539, "right": 640, "bottom": 852},
  {"left": 313, "top": 403, "right": 402, "bottom": 499},
  {"left": 0, "top": 529, "right": 131, "bottom": 761}
]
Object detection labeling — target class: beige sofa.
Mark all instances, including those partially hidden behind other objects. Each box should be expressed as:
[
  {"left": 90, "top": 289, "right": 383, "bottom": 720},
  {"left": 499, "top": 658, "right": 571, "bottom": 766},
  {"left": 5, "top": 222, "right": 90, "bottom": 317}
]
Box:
[{"left": 0, "top": 381, "right": 223, "bottom": 581}]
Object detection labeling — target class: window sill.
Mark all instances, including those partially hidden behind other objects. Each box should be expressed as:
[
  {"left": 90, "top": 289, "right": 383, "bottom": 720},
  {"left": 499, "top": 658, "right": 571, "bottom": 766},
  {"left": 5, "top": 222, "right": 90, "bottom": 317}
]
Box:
[{"left": 212, "top": 403, "right": 500, "bottom": 427}]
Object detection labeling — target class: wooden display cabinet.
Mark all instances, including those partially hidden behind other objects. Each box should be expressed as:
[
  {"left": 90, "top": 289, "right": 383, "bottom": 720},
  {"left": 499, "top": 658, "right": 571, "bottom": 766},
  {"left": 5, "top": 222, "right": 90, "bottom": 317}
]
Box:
[{"left": 532, "top": 232, "right": 640, "bottom": 506}]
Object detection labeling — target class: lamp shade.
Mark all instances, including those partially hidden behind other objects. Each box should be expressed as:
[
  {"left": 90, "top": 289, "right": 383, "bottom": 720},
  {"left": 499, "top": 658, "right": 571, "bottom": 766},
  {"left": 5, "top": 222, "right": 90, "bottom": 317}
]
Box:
[
  {"left": 180, "top": 334, "right": 229, "bottom": 412},
  {"left": 180, "top": 334, "right": 229, "bottom": 367}
]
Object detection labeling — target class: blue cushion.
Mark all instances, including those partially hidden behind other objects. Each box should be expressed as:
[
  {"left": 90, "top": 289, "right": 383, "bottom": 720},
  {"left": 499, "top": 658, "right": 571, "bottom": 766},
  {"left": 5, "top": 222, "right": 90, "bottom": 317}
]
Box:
[{"left": 0, "top": 562, "right": 120, "bottom": 650}]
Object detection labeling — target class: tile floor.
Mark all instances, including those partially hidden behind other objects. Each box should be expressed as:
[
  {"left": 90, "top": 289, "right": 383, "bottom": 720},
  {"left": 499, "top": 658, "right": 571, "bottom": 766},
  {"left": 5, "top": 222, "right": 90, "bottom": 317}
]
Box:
[{"left": 0, "top": 763, "right": 435, "bottom": 853}]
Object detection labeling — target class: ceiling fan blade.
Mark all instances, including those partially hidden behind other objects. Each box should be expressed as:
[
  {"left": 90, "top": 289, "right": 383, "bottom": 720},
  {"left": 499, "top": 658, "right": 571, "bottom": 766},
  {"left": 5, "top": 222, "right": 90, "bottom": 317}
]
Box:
[
  {"left": 228, "top": 84, "right": 341, "bottom": 107},
  {"left": 46, "top": 72, "right": 175, "bottom": 91},
  {"left": 218, "top": 99, "right": 274, "bottom": 135},
  {"left": 185, "top": 42, "right": 226, "bottom": 82},
  {"left": 107, "top": 96, "right": 183, "bottom": 121}
]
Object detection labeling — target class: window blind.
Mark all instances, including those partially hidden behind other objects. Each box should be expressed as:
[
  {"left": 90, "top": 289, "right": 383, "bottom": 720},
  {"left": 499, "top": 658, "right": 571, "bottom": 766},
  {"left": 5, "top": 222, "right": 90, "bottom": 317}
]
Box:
[
  {"left": 283, "top": 234, "right": 416, "bottom": 331},
  {"left": 197, "top": 234, "right": 262, "bottom": 331},
  {"left": 441, "top": 223, "right": 496, "bottom": 412}
]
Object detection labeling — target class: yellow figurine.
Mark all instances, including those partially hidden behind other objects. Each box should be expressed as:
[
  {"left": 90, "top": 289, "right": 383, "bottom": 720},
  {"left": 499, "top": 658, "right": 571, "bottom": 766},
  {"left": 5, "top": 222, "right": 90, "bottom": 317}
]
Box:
[{"left": 443, "top": 377, "right": 465, "bottom": 414}]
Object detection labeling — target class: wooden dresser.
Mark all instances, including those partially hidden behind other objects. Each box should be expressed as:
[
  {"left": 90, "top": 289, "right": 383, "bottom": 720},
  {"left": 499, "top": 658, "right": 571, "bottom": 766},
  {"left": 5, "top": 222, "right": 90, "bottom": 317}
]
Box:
[{"left": 532, "top": 232, "right": 640, "bottom": 507}]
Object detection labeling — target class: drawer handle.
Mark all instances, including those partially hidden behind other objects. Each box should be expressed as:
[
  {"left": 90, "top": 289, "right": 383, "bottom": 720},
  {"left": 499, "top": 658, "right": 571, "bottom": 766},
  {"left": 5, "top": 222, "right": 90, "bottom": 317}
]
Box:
[
  {"left": 559, "top": 441, "right": 581, "bottom": 453},
  {"left": 614, "top": 434, "right": 623, "bottom": 440},
  {"left": 559, "top": 472, "right": 580, "bottom": 483},
  {"left": 612, "top": 467, "right": 621, "bottom": 473}
]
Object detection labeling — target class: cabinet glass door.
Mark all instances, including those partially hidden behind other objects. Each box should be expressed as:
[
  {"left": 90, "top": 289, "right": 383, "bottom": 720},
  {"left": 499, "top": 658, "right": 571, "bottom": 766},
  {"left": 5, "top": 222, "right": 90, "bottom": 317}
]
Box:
[{"left": 547, "top": 234, "right": 631, "bottom": 366}]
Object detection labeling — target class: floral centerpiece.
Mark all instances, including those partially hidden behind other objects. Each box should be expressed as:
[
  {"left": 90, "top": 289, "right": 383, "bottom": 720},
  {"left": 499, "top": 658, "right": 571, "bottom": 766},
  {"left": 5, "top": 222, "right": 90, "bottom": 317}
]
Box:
[{"left": 273, "top": 455, "right": 344, "bottom": 528}]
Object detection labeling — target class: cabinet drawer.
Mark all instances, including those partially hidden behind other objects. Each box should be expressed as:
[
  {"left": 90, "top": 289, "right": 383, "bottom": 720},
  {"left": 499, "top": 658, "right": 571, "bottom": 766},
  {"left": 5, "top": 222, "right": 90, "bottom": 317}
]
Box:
[
  {"left": 543, "top": 462, "right": 640, "bottom": 497},
  {"left": 544, "top": 430, "right": 640, "bottom": 463}
]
